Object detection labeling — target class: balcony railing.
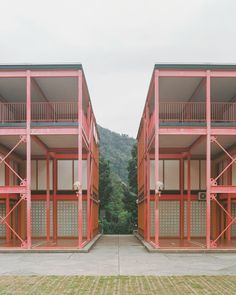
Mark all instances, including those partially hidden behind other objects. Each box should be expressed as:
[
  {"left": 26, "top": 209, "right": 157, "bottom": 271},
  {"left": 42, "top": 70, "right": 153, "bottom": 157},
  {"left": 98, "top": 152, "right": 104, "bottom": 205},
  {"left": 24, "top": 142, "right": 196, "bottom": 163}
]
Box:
[
  {"left": 148, "top": 102, "right": 236, "bottom": 123},
  {"left": 0, "top": 101, "right": 89, "bottom": 136},
  {"left": 211, "top": 102, "right": 236, "bottom": 122},
  {"left": 0, "top": 102, "right": 26, "bottom": 122},
  {"left": 159, "top": 102, "right": 206, "bottom": 122},
  {"left": 147, "top": 101, "right": 236, "bottom": 136},
  {"left": 31, "top": 101, "right": 78, "bottom": 122}
]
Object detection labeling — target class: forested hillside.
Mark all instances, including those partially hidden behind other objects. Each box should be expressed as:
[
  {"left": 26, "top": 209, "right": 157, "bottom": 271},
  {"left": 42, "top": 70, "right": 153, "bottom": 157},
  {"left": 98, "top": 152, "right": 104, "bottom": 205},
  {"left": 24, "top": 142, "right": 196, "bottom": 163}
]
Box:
[
  {"left": 98, "top": 126, "right": 137, "bottom": 234},
  {"left": 98, "top": 125, "right": 136, "bottom": 183}
]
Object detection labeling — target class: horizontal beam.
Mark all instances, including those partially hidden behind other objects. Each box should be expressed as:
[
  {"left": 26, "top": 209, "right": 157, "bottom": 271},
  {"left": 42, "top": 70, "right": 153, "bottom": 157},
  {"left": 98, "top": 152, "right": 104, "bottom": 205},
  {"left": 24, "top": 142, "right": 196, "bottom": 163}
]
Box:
[
  {"left": 0, "top": 128, "right": 79, "bottom": 136},
  {"left": 159, "top": 127, "right": 236, "bottom": 135},
  {"left": 159, "top": 128, "right": 207, "bottom": 135},
  {"left": 0, "top": 126, "right": 235, "bottom": 137},
  {"left": 150, "top": 153, "right": 186, "bottom": 159},
  {"left": 0, "top": 186, "right": 26, "bottom": 194},
  {"left": 211, "top": 128, "right": 236, "bottom": 135},
  {"left": 158, "top": 70, "right": 236, "bottom": 78},
  {"left": 211, "top": 71, "right": 236, "bottom": 78},
  {"left": 30, "top": 128, "right": 78, "bottom": 135},
  {"left": 159, "top": 70, "right": 207, "bottom": 77},
  {"left": 211, "top": 186, "right": 236, "bottom": 194},
  {"left": 0, "top": 70, "right": 81, "bottom": 78},
  {"left": 0, "top": 72, "right": 27, "bottom": 78},
  {"left": 0, "top": 129, "right": 26, "bottom": 135},
  {"left": 30, "top": 71, "right": 79, "bottom": 77}
]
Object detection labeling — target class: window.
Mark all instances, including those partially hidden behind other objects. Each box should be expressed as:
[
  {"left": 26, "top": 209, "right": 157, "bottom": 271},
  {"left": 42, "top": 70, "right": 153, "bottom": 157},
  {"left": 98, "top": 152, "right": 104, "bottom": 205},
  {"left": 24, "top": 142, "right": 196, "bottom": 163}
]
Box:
[{"left": 57, "top": 160, "right": 87, "bottom": 191}]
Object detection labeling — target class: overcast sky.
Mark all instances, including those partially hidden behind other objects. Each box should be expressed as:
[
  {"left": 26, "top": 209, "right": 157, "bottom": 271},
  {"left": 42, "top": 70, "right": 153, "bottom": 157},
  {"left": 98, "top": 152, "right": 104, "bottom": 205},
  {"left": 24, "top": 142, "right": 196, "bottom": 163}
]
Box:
[{"left": 0, "top": 0, "right": 236, "bottom": 137}]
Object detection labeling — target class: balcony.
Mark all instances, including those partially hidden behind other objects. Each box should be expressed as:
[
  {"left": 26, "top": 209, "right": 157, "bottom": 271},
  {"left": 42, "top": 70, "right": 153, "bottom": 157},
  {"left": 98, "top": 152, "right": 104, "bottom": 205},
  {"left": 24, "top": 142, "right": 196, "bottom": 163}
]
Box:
[
  {"left": 0, "top": 101, "right": 89, "bottom": 136},
  {"left": 148, "top": 101, "right": 236, "bottom": 134}
]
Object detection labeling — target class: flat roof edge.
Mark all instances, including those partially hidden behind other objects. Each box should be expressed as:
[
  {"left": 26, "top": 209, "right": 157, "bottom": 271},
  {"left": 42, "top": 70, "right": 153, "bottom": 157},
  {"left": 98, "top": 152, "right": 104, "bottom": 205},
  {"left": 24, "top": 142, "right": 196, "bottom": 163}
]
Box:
[
  {"left": 154, "top": 63, "right": 236, "bottom": 70},
  {"left": 0, "top": 64, "right": 82, "bottom": 70}
]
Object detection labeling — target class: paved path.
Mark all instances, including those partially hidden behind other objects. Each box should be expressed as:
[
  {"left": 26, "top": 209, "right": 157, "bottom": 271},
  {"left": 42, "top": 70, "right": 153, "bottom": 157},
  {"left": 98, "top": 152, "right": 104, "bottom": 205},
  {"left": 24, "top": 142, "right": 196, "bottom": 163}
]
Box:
[{"left": 1, "top": 235, "right": 236, "bottom": 275}]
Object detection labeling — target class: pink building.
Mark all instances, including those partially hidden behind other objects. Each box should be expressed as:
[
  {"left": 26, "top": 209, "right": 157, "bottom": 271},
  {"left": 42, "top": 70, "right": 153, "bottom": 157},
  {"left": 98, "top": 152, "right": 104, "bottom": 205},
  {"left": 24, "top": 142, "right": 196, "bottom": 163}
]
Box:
[
  {"left": 0, "top": 64, "right": 99, "bottom": 250},
  {"left": 137, "top": 64, "right": 236, "bottom": 250}
]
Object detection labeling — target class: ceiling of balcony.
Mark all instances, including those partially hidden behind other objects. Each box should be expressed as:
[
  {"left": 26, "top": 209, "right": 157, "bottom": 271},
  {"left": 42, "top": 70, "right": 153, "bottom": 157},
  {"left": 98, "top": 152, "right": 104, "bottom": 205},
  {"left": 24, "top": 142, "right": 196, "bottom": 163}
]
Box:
[
  {"left": 0, "top": 77, "right": 78, "bottom": 102},
  {"left": 159, "top": 77, "right": 236, "bottom": 103}
]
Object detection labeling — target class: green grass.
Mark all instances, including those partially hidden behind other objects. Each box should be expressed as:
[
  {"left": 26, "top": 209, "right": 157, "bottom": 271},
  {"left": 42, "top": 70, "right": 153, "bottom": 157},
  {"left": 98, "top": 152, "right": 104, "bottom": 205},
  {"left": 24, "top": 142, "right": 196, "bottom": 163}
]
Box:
[{"left": 0, "top": 276, "right": 235, "bottom": 295}]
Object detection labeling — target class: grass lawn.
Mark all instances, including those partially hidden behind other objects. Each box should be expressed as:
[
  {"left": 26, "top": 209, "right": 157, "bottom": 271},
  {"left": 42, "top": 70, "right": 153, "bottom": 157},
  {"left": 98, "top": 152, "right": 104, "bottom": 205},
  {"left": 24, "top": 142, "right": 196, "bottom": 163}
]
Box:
[{"left": 0, "top": 276, "right": 235, "bottom": 295}]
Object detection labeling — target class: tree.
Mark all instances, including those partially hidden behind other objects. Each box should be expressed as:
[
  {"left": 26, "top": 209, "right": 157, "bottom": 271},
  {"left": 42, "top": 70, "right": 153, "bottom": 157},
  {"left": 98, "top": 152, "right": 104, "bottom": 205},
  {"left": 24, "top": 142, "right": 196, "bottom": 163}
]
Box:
[
  {"left": 105, "top": 175, "right": 131, "bottom": 233},
  {"left": 127, "top": 143, "right": 137, "bottom": 194},
  {"left": 99, "top": 156, "right": 113, "bottom": 218},
  {"left": 124, "top": 143, "right": 138, "bottom": 227},
  {"left": 99, "top": 143, "right": 138, "bottom": 234}
]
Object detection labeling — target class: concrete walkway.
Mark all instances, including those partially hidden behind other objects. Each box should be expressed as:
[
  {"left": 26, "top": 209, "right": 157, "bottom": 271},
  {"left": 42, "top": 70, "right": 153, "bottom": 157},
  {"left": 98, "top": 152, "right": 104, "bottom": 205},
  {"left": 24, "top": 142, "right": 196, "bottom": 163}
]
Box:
[{"left": 0, "top": 235, "right": 236, "bottom": 275}]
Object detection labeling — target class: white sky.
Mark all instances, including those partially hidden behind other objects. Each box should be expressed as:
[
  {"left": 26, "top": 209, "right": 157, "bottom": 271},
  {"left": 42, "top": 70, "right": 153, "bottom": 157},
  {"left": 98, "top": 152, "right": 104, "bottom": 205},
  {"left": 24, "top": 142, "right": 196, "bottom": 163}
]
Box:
[{"left": 0, "top": 0, "right": 236, "bottom": 137}]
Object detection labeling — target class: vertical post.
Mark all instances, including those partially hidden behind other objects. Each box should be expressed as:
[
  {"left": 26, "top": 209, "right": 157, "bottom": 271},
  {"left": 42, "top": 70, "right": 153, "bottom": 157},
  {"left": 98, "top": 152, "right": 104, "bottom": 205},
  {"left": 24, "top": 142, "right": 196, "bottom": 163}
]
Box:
[
  {"left": 53, "top": 158, "right": 57, "bottom": 241},
  {"left": 46, "top": 154, "right": 50, "bottom": 241},
  {"left": 90, "top": 195, "right": 93, "bottom": 237},
  {"left": 145, "top": 104, "right": 150, "bottom": 241},
  {"left": 26, "top": 70, "right": 31, "bottom": 249},
  {"left": 146, "top": 153, "right": 150, "bottom": 241},
  {"left": 180, "top": 157, "right": 184, "bottom": 239},
  {"left": 143, "top": 115, "right": 147, "bottom": 239},
  {"left": 5, "top": 159, "right": 10, "bottom": 242},
  {"left": 87, "top": 153, "right": 91, "bottom": 240},
  {"left": 154, "top": 70, "right": 159, "bottom": 247},
  {"left": 187, "top": 154, "right": 191, "bottom": 241},
  {"left": 226, "top": 161, "right": 232, "bottom": 241},
  {"left": 78, "top": 70, "right": 83, "bottom": 248},
  {"left": 206, "top": 71, "right": 211, "bottom": 249}
]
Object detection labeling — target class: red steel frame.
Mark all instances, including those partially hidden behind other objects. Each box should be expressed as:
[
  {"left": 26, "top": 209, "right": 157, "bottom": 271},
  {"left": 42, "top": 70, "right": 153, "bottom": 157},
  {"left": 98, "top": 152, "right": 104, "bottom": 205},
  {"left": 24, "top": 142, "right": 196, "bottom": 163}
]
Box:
[
  {"left": 137, "top": 66, "right": 236, "bottom": 250},
  {"left": 0, "top": 66, "right": 99, "bottom": 250}
]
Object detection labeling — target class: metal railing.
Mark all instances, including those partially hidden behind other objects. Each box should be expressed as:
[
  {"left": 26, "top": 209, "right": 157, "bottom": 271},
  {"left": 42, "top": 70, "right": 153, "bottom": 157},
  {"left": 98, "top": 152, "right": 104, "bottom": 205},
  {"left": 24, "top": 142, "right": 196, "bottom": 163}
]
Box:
[
  {"left": 159, "top": 102, "right": 206, "bottom": 122},
  {"left": 31, "top": 101, "right": 78, "bottom": 122},
  {"left": 0, "top": 101, "right": 90, "bottom": 135},
  {"left": 211, "top": 102, "right": 236, "bottom": 122},
  {"left": 0, "top": 102, "right": 26, "bottom": 122},
  {"left": 146, "top": 101, "right": 236, "bottom": 136},
  {"left": 1, "top": 100, "right": 236, "bottom": 127}
]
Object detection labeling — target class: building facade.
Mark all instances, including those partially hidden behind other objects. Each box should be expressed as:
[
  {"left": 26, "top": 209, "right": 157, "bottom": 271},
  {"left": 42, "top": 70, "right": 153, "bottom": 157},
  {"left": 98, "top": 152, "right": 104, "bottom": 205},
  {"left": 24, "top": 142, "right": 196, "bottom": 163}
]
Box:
[
  {"left": 0, "top": 64, "right": 99, "bottom": 250},
  {"left": 137, "top": 64, "right": 236, "bottom": 250}
]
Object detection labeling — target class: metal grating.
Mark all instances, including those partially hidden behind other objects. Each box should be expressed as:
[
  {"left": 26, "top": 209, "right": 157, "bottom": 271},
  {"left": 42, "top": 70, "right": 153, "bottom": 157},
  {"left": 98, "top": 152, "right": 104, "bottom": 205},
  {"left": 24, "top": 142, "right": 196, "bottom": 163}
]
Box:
[
  {"left": 57, "top": 201, "right": 87, "bottom": 237},
  {"left": 232, "top": 203, "right": 236, "bottom": 237},
  {"left": 184, "top": 201, "right": 206, "bottom": 237},
  {"left": 31, "top": 201, "right": 53, "bottom": 237},
  {"left": 150, "top": 201, "right": 180, "bottom": 237},
  {"left": 0, "top": 204, "right": 6, "bottom": 237}
]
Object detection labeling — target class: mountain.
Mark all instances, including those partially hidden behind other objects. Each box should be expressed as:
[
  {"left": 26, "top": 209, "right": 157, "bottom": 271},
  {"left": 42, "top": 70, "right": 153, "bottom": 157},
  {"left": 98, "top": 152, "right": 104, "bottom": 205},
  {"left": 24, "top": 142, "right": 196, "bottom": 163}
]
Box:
[{"left": 98, "top": 125, "right": 136, "bottom": 183}]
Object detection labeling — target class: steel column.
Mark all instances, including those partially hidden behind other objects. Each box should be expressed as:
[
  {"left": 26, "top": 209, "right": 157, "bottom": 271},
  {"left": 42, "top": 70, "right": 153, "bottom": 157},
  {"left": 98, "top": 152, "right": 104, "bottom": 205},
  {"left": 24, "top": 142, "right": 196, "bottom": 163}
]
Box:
[
  {"left": 77, "top": 71, "right": 83, "bottom": 248},
  {"left": 154, "top": 70, "right": 159, "bottom": 247},
  {"left": 143, "top": 114, "right": 147, "bottom": 240},
  {"left": 206, "top": 70, "right": 211, "bottom": 249},
  {"left": 180, "top": 158, "right": 184, "bottom": 239},
  {"left": 5, "top": 159, "right": 10, "bottom": 242},
  {"left": 46, "top": 154, "right": 50, "bottom": 241},
  {"left": 146, "top": 153, "right": 150, "bottom": 241},
  {"left": 226, "top": 160, "right": 232, "bottom": 241},
  {"left": 187, "top": 155, "right": 191, "bottom": 240},
  {"left": 26, "top": 71, "right": 31, "bottom": 249},
  {"left": 87, "top": 151, "right": 91, "bottom": 240},
  {"left": 53, "top": 158, "right": 57, "bottom": 241}
]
